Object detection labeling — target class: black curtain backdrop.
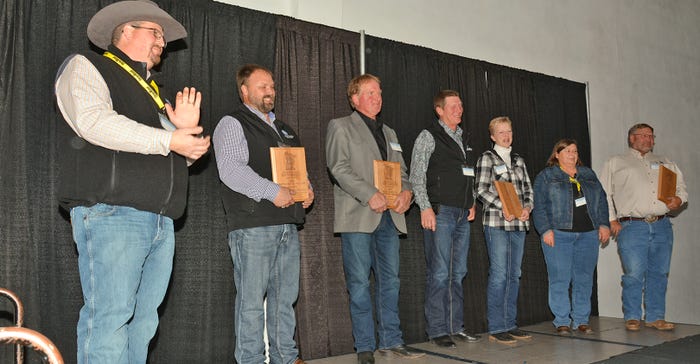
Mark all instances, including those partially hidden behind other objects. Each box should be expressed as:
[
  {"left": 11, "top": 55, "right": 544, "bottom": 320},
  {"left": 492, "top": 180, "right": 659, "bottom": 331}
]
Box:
[
  {"left": 147, "top": 2, "right": 277, "bottom": 363},
  {"left": 1, "top": 0, "right": 589, "bottom": 362},
  {"left": 273, "top": 16, "right": 360, "bottom": 358}
]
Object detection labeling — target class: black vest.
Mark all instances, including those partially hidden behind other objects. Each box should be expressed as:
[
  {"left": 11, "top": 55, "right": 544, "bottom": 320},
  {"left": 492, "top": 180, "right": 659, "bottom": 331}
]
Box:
[
  {"left": 220, "top": 106, "right": 305, "bottom": 231},
  {"left": 426, "top": 123, "right": 474, "bottom": 209},
  {"left": 56, "top": 47, "right": 188, "bottom": 219}
]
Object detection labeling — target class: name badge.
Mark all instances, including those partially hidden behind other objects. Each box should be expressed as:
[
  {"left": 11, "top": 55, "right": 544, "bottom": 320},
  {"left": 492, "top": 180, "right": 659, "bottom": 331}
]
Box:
[
  {"left": 462, "top": 166, "right": 475, "bottom": 176},
  {"left": 389, "top": 142, "right": 402, "bottom": 152},
  {"left": 651, "top": 162, "right": 660, "bottom": 170},
  {"left": 494, "top": 164, "right": 507, "bottom": 175},
  {"left": 280, "top": 129, "right": 295, "bottom": 139},
  {"left": 575, "top": 196, "right": 587, "bottom": 207}
]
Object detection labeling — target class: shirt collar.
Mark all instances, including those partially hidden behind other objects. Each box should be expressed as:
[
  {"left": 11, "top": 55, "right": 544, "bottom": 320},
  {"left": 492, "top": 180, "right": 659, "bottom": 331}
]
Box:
[
  {"left": 494, "top": 144, "right": 512, "bottom": 154},
  {"left": 109, "top": 45, "right": 150, "bottom": 80},
  {"left": 438, "top": 119, "right": 462, "bottom": 137},
  {"left": 357, "top": 110, "right": 383, "bottom": 131},
  {"left": 244, "top": 103, "right": 276, "bottom": 124},
  {"left": 627, "top": 147, "right": 651, "bottom": 159}
]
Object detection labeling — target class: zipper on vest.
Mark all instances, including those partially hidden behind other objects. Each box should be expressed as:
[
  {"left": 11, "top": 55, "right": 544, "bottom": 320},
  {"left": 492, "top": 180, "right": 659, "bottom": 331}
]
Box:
[
  {"left": 110, "top": 151, "right": 118, "bottom": 192},
  {"left": 160, "top": 153, "right": 175, "bottom": 214}
]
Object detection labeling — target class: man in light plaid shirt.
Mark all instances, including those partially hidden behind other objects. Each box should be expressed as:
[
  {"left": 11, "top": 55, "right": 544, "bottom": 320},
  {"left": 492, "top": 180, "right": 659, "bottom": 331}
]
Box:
[{"left": 474, "top": 116, "right": 534, "bottom": 345}]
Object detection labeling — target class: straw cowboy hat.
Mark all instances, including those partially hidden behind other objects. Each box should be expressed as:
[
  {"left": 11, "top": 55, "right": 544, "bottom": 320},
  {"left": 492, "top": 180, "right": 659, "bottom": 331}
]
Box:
[{"left": 87, "top": 0, "right": 187, "bottom": 49}]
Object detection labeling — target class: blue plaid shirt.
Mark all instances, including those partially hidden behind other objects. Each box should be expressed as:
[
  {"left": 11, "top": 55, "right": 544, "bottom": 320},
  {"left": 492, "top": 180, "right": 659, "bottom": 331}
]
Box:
[{"left": 475, "top": 149, "right": 533, "bottom": 231}]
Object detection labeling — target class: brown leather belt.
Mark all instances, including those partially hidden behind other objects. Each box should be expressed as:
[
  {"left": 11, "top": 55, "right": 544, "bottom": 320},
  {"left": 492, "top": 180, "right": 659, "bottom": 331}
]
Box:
[{"left": 618, "top": 215, "right": 666, "bottom": 223}]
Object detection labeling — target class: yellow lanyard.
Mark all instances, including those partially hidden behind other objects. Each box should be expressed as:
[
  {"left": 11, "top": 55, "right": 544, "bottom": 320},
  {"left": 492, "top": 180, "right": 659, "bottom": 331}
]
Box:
[
  {"left": 560, "top": 166, "right": 581, "bottom": 194},
  {"left": 103, "top": 51, "right": 165, "bottom": 112}
]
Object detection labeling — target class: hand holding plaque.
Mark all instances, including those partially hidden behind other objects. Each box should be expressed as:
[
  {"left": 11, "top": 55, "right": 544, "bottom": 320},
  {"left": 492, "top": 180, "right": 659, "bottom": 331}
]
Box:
[
  {"left": 270, "top": 147, "right": 309, "bottom": 202},
  {"left": 657, "top": 165, "right": 677, "bottom": 202},
  {"left": 373, "top": 160, "right": 401, "bottom": 209},
  {"left": 493, "top": 180, "right": 523, "bottom": 219}
]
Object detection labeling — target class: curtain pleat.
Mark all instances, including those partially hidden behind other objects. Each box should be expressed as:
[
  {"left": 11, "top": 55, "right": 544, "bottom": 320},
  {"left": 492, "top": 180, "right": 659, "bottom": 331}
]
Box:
[{"left": 273, "top": 16, "right": 361, "bottom": 359}]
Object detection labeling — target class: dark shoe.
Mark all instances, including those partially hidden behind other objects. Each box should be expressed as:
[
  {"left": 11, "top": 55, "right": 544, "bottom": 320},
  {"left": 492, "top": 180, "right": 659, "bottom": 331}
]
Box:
[
  {"left": 645, "top": 319, "right": 675, "bottom": 331},
  {"left": 508, "top": 329, "right": 532, "bottom": 340},
  {"left": 625, "top": 319, "right": 641, "bottom": 331},
  {"left": 556, "top": 326, "right": 571, "bottom": 336},
  {"left": 379, "top": 344, "right": 425, "bottom": 358},
  {"left": 452, "top": 331, "right": 482, "bottom": 343},
  {"left": 357, "top": 351, "right": 374, "bottom": 364},
  {"left": 577, "top": 324, "right": 593, "bottom": 334},
  {"left": 432, "top": 335, "right": 456, "bottom": 348},
  {"left": 489, "top": 332, "right": 517, "bottom": 345}
]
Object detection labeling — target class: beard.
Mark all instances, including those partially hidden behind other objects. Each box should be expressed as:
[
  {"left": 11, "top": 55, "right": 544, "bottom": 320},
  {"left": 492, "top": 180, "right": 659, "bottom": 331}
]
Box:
[
  {"left": 257, "top": 95, "right": 275, "bottom": 113},
  {"left": 150, "top": 54, "right": 161, "bottom": 67},
  {"left": 148, "top": 46, "right": 163, "bottom": 68}
]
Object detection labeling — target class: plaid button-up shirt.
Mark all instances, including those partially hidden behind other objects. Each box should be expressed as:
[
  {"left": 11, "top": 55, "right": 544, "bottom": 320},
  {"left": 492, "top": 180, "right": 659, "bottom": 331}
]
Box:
[{"left": 475, "top": 149, "right": 533, "bottom": 231}]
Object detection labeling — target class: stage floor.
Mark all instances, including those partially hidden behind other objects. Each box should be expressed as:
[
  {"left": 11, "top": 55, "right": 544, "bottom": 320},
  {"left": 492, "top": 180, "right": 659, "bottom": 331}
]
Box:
[{"left": 305, "top": 316, "right": 700, "bottom": 364}]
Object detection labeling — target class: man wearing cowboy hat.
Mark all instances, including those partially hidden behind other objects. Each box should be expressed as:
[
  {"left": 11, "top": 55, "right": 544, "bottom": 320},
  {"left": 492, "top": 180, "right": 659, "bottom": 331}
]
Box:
[{"left": 54, "top": 1, "right": 209, "bottom": 363}]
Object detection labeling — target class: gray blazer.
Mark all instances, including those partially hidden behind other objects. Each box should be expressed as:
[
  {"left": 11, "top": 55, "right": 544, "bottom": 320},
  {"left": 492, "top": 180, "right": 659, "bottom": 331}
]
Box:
[{"left": 325, "top": 111, "right": 411, "bottom": 233}]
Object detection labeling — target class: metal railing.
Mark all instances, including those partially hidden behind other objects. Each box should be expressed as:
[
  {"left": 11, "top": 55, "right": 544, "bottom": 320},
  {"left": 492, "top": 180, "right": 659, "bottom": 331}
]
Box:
[{"left": 1, "top": 288, "right": 63, "bottom": 364}]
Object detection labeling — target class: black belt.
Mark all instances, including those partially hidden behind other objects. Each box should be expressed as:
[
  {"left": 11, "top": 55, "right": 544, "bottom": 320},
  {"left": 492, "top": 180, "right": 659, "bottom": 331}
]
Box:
[{"left": 618, "top": 215, "right": 666, "bottom": 223}]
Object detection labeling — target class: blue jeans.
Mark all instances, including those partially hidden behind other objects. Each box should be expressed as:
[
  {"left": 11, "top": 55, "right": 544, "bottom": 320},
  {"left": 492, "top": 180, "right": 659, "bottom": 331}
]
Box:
[
  {"left": 541, "top": 230, "right": 599, "bottom": 328},
  {"left": 617, "top": 218, "right": 673, "bottom": 322},
  {"left": 424, "top": 205, "right": 471, "bottom": 338},
  {"left": 229, "top": 224, "right": 300, "bottom": 364},
  {"left": 484, "top": 226, "right": 525, "bottom": 334},
  {"left": 71, "top": 204, "right": 174, "bottom": 364},
  {"left": 341, "top": 211, "right": 403, "bottom": 352}
]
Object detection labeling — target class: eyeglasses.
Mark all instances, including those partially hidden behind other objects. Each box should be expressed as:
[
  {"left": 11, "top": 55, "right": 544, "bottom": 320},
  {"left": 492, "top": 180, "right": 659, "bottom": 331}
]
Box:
[
  {"left": 130, "top": 24, "right": 166, "bottom": 46},
  {"left": 632, "top": 133, "right": 655, "bottom": 139}
]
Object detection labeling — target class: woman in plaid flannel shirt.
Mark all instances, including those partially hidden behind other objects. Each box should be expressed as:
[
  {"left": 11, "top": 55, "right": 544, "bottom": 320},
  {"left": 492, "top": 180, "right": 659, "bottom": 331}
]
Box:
[{"left": 474, "top": 116, "right": 534, "bottom": 345}]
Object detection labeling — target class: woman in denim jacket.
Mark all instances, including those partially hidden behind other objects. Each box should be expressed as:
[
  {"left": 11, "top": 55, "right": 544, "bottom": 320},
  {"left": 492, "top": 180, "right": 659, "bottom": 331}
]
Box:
[{"left": 533, "top": 139, "right": 611, "bottom": 336}]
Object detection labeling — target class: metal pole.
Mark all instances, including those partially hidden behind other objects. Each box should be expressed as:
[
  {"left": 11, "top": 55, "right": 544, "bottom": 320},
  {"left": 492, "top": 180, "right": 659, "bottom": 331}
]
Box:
[{"left": 360, "top": 30, "right": 365, "bottom": 74}]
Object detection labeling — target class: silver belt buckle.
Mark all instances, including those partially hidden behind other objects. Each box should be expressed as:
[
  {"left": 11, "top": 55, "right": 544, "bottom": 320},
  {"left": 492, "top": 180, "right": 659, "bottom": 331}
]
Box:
[{"left": 644, "top": 215, "right": 658, "bottom": 223}]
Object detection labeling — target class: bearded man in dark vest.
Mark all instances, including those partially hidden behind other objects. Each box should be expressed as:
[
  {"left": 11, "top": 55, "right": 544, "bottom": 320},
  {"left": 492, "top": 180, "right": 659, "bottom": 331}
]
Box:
[{"left": 213, "top": 64, "right": 313, "bottom": 364}]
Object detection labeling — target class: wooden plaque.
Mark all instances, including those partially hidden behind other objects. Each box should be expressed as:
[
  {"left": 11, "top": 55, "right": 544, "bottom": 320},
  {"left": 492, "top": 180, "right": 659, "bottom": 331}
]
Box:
[
  {"left": 657, "top": 165, "right": 677, "bottom": 202},
  {"left": 493, "top": 180, "right": 523, "bottom": 218},
  {"left": 373, "top": 160, "right": 401, "bottom": 209},
  {"left": 270, "top": 147, "right": 309, "bottom": 202}
]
